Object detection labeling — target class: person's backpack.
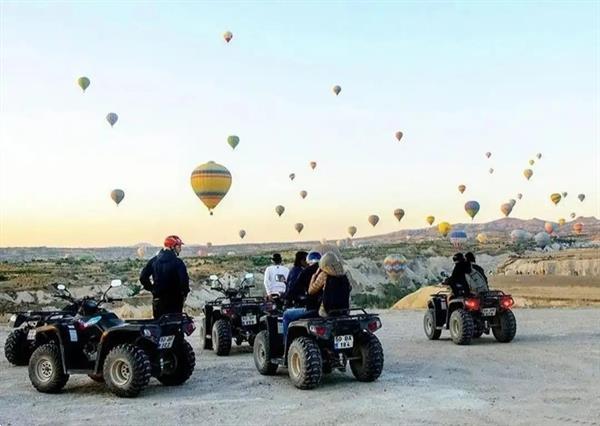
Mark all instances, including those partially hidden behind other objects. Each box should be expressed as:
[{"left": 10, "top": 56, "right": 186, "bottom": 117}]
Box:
[{"left": 464, "top": 268, "right": 488, "bottom": 294}]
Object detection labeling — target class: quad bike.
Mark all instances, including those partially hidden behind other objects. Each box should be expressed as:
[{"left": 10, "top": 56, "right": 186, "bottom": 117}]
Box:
[
  {"left": 424, "top": 276, "right": 517, "bottom": 345},
  {"left": 199, "top": 273, "right": 267, "bottom": 356},
  {"left": 253, "top": 308, "right": 384, "bottom": 390},
  {"left": 26, "top": 280, "right": 196, "bottom": 397},
  {"left": 5, "top": 283, "right": 84, "bottom": 366}
]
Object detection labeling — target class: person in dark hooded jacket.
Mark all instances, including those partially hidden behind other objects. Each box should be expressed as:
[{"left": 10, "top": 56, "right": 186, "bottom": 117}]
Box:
[
  {"left": 444, "top": 253, "right": 471, "bottom": 297},
  {"left": 140, "top": 235, "right": 190, "bottom": 319}
]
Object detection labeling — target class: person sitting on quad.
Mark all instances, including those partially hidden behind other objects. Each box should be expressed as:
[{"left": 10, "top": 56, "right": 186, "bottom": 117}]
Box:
[
  {"left": 308, "top": 252, "right": 351, "bottom": 318},
  {"left": 286, "top": 251, "right": 308, "bottom": 292},
  {"left": 465, "top": 252, "right": 487, "bottom": 283},
  {"left": 465, "top": 251, "right": 489, "bottom": 294},
  {"left": 443, "top": 252, "right": 472, "bottom": 298},
  {"left": 263, "top": 253, "right": 289, "bottom": 300},
  {"left": 140, "top": 235, "right": 190, "bottom": 319}
]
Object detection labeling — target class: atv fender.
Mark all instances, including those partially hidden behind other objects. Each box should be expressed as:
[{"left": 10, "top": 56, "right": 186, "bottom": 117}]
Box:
[
  {"left": 32, "top": 325, "right": 68, "bottom": 373},
  {"left": 263, "top": 316, "right": 284, "bottom": 359}
]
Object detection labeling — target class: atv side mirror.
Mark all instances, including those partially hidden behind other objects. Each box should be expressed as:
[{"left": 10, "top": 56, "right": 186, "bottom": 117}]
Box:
[
  {"left": 440, "top": 271, "right": 448, "bottom": 278},
  {"left": 245, "top": 273, "right": 254, "bottom": 280},
  {"left": 57, "top": 284, "right": 66, "bottom": 291},
  {"left": 110, "top": 279, "right": 122, "bottom": 288},
  {"left": 209, "top": 275, "right": 218, "bottom": 281}
]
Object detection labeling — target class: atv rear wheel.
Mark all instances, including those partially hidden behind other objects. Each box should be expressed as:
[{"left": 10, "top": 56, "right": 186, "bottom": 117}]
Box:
[
  {"left": 199, "top": 319, "right": 212, "bottom": 350},
  {"left": 253, "top": 330, "right": 278, "bottom": 375},
  {"left": 28, "top": 343, "right": 69, "bottom": 393},
  {"left": 492, "top": 310, "right": 517, "bottom": 343},
  {"left": 212, "top": 319, "right": 232, "bottom": 356},
  {"left": 350, "top": 332, "right": 384, "bottom": 382},
  {"left": 287, "top": 337, "right": 322, "bottom": 390},
  {"left": 473, "top": 320, "right": 484, "bottom": 338},
  {"left": 449, "top": 309, "right": 474, "bottom": 345},
  {"left": 158, "top": 339, "right": 195, "bottom": 386},
  {"left": 423, "top": 309, "right": 441, "bottom": 340},
  {"left": 5, "top": 328, "right": 33, "bottom": 366},
  {"left": 103, "top": 344, "right": 151, "bottom": 397}
]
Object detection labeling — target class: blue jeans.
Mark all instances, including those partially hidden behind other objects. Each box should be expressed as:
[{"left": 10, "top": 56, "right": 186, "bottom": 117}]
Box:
[{"left": 282, "top": 308, "right": 309, "bottom": 341}]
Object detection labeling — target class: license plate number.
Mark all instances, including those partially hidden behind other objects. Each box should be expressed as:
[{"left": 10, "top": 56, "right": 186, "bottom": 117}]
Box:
[
  {"left": 482, "top": 307, "right": 496, "bottom": 317},
  {"left": 27, "top": 329, "right": 36, "bottom": 340},
  {"left": 241, "top": 314, "right": 257, "bottom": 326},
  {"left": 334, "top": 335, "right": 354, "bottom": 349},
  {"left": 158, "top": 335, "right": 175, "bottom": 349}
]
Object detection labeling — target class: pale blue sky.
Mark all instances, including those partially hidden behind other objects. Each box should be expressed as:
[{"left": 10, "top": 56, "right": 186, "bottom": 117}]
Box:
[{"left": 0, "top": 1, "right": 598, "bottom": 246}]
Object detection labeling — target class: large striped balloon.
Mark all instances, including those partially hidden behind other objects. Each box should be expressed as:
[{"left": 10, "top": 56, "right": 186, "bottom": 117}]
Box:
[{"left": 190, "top": 161, "right": 232, "bottom": 215}]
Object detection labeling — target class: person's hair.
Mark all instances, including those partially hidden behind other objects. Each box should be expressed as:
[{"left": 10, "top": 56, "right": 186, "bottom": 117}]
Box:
[
  {"left": 272, "top": 253, "right": 282, "bottom": 264},
  {"left": 452, "top": 252, "right": 465, "bottom": 263},
  {"left": 294, "top": 251, "right": 308, "bottom": 267},
  {"left": 465, "top": 252, "right": 476, "bottom": 263}
]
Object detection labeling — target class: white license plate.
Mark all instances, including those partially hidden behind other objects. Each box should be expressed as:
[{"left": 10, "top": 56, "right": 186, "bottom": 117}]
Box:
[
  {"left": 277, "top": 322, "right": 283, "bottom": 334},
  {"left": 334, "top": 335, "right": 354, "bottom": 349},
  {"left": 27, "top": 329, "right": 36, "bottom": 340},
  {"left": 241, "top": 314, "right": 257, "bottom": 326},
  {"left": 482, "top": 307, "right": 496, "bottom": 317},
  {"left": 158, "top": 335, "right": 175, "bottom": 349}
]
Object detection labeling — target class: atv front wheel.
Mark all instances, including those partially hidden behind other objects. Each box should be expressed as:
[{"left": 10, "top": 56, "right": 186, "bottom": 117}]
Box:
[
  {"left": 449, "top": 309, "right": 474, "bottom": 345},
  {"left": 253, "top": 330, "right": 278, "bottom": 375},
  {"left": 5, "top": 328, "right": 34, "bottom": 366},
  {"left": 103, "top": 344, "right": 151, "bottom": 397},
  {"left": 158, "top": 339, "right": 195, "bottom": 386},
  {"left": 350, "top": 332, "right": 384, "bottom": 382},
  {"left": 28, "top": 343, "right": 69, "bottom": 393},
  {"left": 199, "top": 319, "right": 212, "bottom": 350},
  {"left": 287, "top": 337, "right": 322, "bottom": 390},
  {"left": 212, "top": 319, "right": 232, "bottom": 356},
  {"left": 492, "top": 310, "right": 517, "bottom": 343},
  {"left": 423, "top": 309, "right": 441, "bottom": 340}
]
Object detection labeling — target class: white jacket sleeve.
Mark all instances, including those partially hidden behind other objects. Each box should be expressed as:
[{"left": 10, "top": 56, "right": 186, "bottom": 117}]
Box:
[{"left": 263, "top": 266, "right": 271, "bottom": 294}]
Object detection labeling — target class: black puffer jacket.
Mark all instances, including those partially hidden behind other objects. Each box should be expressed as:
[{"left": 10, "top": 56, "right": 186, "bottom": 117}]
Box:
[
  {"left": 140, "top": 249, "right": 190, "bottom": 301},
  {"left": 444, "top": 260, "right": 471, "bottom": 297}
]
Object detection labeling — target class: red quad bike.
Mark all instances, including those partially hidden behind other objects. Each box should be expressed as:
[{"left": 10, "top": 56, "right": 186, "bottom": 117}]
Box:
[{"left": 424, "top": 284, "right": 517, "bottom": 345}]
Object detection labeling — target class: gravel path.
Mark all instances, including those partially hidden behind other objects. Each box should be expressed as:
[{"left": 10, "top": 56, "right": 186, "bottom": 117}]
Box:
[{"left": 1, "top": 308, "right": 599, "bottom": 426}]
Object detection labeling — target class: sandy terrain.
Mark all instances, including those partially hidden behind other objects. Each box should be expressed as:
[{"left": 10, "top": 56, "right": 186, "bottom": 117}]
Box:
[{"left": 1, "top": 309, "right": 599, "bottom": 426}]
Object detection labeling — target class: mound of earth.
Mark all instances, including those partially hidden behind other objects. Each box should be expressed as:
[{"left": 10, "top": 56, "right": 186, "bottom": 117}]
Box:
[{"left": 392, "top": 285, "right": 444, "bottom": 309}]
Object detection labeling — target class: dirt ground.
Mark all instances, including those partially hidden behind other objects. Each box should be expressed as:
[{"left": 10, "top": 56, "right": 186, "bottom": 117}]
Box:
[{"left": 1, "top": 309, "right": 599, "bottom": 426}]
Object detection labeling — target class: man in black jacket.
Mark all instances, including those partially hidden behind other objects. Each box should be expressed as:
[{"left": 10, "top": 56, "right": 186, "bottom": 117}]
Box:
[
  {"left": 444, "top": 253, "right": 471, "bottom": 297},
  {"left": 140, "top": 235, "right": 190, "bottom": 319}
]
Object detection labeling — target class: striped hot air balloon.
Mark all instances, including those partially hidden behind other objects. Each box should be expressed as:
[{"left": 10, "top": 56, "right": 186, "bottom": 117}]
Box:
[
  {"left": 383, "top": 255, "right": 408, "bottom": 280},
  {"left": 464, "top": 201, "right": 480, "bottom": 220},
  {"left": 449, "top": 230, "right": 468, "bottom": 249},
  {"left": 190, "top": 161, "right": 232, "bottom": 215}
]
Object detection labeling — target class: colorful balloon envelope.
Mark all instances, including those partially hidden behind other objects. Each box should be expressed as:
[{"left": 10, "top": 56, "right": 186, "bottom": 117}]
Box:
[
  {"left": 464, "top": 201, "right": 480, "bottom": 220},
  {"left": 347, "top": 226, "right": 357, "bottom": 238},
  {"left": 489, "top": 168, "right": 494, "bottom": 174},
  {"left": 537, "top": 153, "right": 542, "bottom": 159},
  {"left": 289, "top": 173, "right": 295, "bottom": 181},
  {"left": 558, "top": 218, "right": 566, "bottom": 227},
  {"left": 136, "top": 246, "right": 145, "bottom": 258},
  {"left": 561, "top": 192, "right": 568, "bottom": 198},
  {"left": 77, "top": 76, "right": 90, "bottom": 92},
  {"left": 383, "top": 255, "right": 407, "bottom": 280},
  {"left": 570, "top": 212, "right": 576, "bottom": 219},
  {"left": 106, "top": 112, "right": 119, "bottom": 127},
  {"left": 309, "top": 161, "right": 317, "bottom": 170},
  {"left": 550, "top": 193, "right": 562, "bottom": 205},
  {"left": 190, "top": 161, "right": 232, "bottom": 215},
  {"left": 368, "top": 215, "right": 379, "bottom": 227},
  {"left": 517, "top": 193, "right": 523, "bottom": 200},
  {"left": 239, "top": 230, "right": 246, "bottom": 239},
  {"left": 510, "top": 229, "right": 530, "bottom": 243},
  {"left": 449, "top": 230, "right": 468, "bottom": 249},
  {"left": 394, "top": 209, "right": 405, "bottom": 222},
  {"left": 578, "top": 193, "right": 585, "bottom": 202},
  {"left": 500, "top": 203, "right": 512, "bottom": 217},
  {"left": 509, "top": 199, "right": 516, "bottom": 208},
  {"left": 294, "top": 223, "right": 304, "bottom": 234},
  {"left": 544, "top": 222, "right": 557, "bottom": 235},
  {"left": 437, "top": 222, "right": 451, "bottom": 237},
  {"left": 529, "top": 159, "right": 535, "bottom": 166},
  {"left": 426, "top": 216, "right": 435, "bottom": 226},
  {"left": 485, "top": 152, "right": 492, "bottom": 159},
  {"left": 332, "top": 85, "right": 341, "bottom": 96},
  {"left": 458, "top": 185, "right": 466, "bottom": 194},
  {"left": 227, "top": 135, "right": 240, "bottom": 150},
  {"left": 572, "top": 223, "right": 583, "bottom": 235},
  {"left": 523, "top": 169, "right": 533, "bottom": 180},
  {"left": 223, "top": 31, "right": 233, "bottom": 43},
  {"left": 275, "top": 205, "right": 285, "bottom": 217},
  {"left": 476, "top": 233, "right": 487, "bottom": 244},
  {"left": 395, "top": 131, "right": 403, "bottom": 142},
  {"left": 110, "top": 189, "right": 125, "bottom": 206},
  {"left": 300, "top": 190, "right": 308, "bottom": 199}
]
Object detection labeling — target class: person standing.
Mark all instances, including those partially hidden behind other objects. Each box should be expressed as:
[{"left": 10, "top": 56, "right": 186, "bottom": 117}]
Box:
[
  {"left": 263, "top": 253, "right": 289, "bottom": 299},
  {"left": 140, "top": 235, "right": 190, "bottom": 319}
]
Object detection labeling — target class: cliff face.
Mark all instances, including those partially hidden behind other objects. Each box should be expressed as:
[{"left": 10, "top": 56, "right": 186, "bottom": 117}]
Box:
[{"left": 498, "top": 249, "right": 600, "bottom": 276}]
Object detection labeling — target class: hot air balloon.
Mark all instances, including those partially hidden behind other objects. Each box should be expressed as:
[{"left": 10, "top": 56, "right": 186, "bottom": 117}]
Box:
[
  {"left": 294, "top": 223, "right": 304, "bottom": 234},
  {"left": 309, "top": 161, "right": 317, "bottom": 170},
  {"left": 489, "top": 168, "right": 494, "bottom": 174},
  {"left": 570, "top": 212, "right": 576, "bottom": 219},
  {"left": 578, "top": 194, "right": 585, "bottom": 202},
  {"left": 511, "top": 229, "right": 531, "bottom": 243},
  {"left": 383, "top": 255, "right": 408, "bottom": 281},
  {"left": 136, "top": 246, "right": 146, "bottom": 258},
  {"left": 110, "top": 189, "right": 125, "bottom": 206},
  {"left": 458, "top": 184, "right": 466, "bottom": 194},
  {"left": 523, "top": 169, "right": 533, "bottom": 180},
  {"left": 332, "top": 85, "right": 341, "bottom": 96},
  {"left": 558, "top": 218, "right": 566, "bottom": 227},
  {"left": 517, "top": 193, "right": 523, "bottom": 200},
  {"left": 561, "top": 192, "right": 567, "bottom": 199},
  {"left": 509, "top": 199, "right": 517, "bottom": 208},
  {"left": 476, "top": 233, "right": 488, "bottom": 244},
  {"left": 223, "top": 31, "right": 233, "bottom": 43},
  {"left": 207, "top": 242, "right": 213, "bottom": 248},
  {"left": 106, "top": 112, "right": 118, "bottom": 127},
  {"left": 300, "top": 190, "right": 308, "bottom": 199},
  {"left": 485, "top": 152, "right": 491, "bottom": 159},
  {"left": 395, "top": 131, "right": 403, "bottom": 142},
  {"left": 534, "top": 232, "right": 550, "bottom": 248},
  {"left": 368, "top": 215, "right": 379, "bottom": 227},
  {"left": 544, "top": 222, "right": 557, "bottom": 235},
  {"left": 347, "top": 226, "right": 357, "bottom": 238},
  {"left": 190, "top": 161, "right": 232, "bottom": 215},
  {"left": 550, "top": 193, "right": 562, "bottom": 205},
  {"left": 501, "top": 203, "right": 512, "bottom": 217},
  {"left": 449, "top": 230, "right": 468, "bottom": 249},
  {"left": 239, "top": 229, "right": 246, "bottom": 239},
  {"left": 289, "top": 173, "right": 295, "bottom": 181},
  {"left": 536, "top": 153, "right": 542, "bottom": 159},
  {"left": 227, "top": 135, "right": 240, "bottom": 150},
  {"left": 438, "top": 222, "right": 451, "bottom": 237},
  {"left": 529, "top": 159, "right": 535, "bottom": 166},
  {"left": 426, "top": 216, "right": 435, "bottom": 226},
  {"left": 394, "top": 209, "right": 405, "bottom": 222},
  {"left": 573, "top": 222, "right": 583, "bottom": 235},
  {"left": 77, "top": 76, "right": 90, "bottom": 92},
  {"left": 275, "top": 205, "right": 285, "bottom": 217},
  {"left": 464, "top": 201, "right": 480, "bottom": 220}
]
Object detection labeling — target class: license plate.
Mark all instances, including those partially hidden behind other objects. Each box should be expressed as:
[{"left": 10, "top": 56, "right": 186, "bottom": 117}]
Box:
[
  {"left": 158, "top": 335, "right": 175, "bottom": 349},
  {"left": 482, "top": 307, "right": 496, "bottom": 317},
  {"left": 241, "top": 314, "right": 257, "bottom": 326},
  {"left": 334, "top": 335, "right": 354, "bottom": 349},
  {"left": 277, "top": 322, "right": 283, "bottom": 334},
  {"left": 27, "top": 329, "right": 36, "bottom": 340}
]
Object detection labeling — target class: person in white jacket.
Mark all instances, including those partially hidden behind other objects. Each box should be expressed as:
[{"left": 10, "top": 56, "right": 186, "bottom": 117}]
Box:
[{"left": 263, "top": 253, "right": 289, "bottom": 298}]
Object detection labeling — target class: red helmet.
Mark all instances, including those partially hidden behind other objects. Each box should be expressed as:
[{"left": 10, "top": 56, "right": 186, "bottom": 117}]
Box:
[{"left": 164, "top": 235, "right": 184, "bottom": 249}]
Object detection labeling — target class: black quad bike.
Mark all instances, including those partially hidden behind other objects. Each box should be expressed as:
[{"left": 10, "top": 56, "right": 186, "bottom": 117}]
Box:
[
  {"left": 26, "top": 280, "right": 196, "bottom": 397},
  {"left": 424, "top": 287, "right": 517, "bottom": 345},
  {"left": 253, "top": 308, "right": 384, "bottom": 390},
  {"left": 5, "top": 283, "right": 81, "bottom": 366},
  {"left": 200, "top": 273, "right": 267, "bottom": 356}
]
